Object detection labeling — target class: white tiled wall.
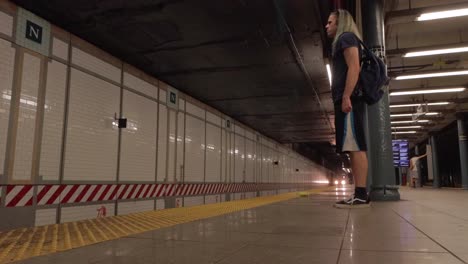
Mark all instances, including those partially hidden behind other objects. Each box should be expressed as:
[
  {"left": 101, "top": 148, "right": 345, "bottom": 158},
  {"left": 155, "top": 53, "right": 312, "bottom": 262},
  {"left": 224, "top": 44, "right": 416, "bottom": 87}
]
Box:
[
  {"left": 13, "top": 53, "right": 41, "bottom": 181},
  {"left": 280, "top": 155, "right": 286, "bottom": 183},
  {"left": 245, "top": 130, "right": 255, "bottom": 141},
  {"left": 255, "top": 142, "right": 261, "bottom": 183},
  {"left": 245, "top": 139, "right": 255, "bottom": 183},
  {"left": 64, "top": 69, "right": 119, "bottom": 181},
  {"left": 205, "top": 123, "right": 221, "bottom": 182},
  {"left": 71, "top": 47, "right": 120, "bottom": 83},
  {"left": 205, "top": 194, "right": 220, "bottom": 204},
  {"left": 52, "top": 37, "right": 69, "bottom": 61},
  {"left": 272, "top": 151, "right": 279, "bottom": 183},
  {"left": 40, "top": 60, "right": 67, "bottom": 181},
  {"left": 61, "top": 203, "right": 115, "bottom": 223},
  {"left": 157, "top": 105, "right": 167, "bottom": 181},
  {"left": 221, "top": 129, "right": 227, "bottom": 182},
  {"left": 156, "top": 199, "right": 165, "bottom": 210},
  {"left": 186, "top": 102, "right": 205, "bottom": 119},
  {"left": 229, "top": 132, "right": 235, "bottom": 183},
  {"left": 35, "top": 208, "right": 57, "bottom": 226},
  {"left": 0, "top": 39, "right": 15, "bottom": 174},
  {"left": 206, "top": 111, "right": 221, "bottom": 126},
  {"left": 168, "top": 110, "right": 176, "bottom": 181},
  {"left": 159, "top": 89, "right": 167, "bottom": 103},
  {"left": 234, "top": 134, "right": 245, "bottom": 183},
  {"left": 123, "top": 72, "right": 157, "bottom": 99},
  {"left": 246, "top": 192, "right": 256, "bottom": 199},
  {"left": 176, "top": 112, "right": 184, "bottom": 181},
  {"left": 232, "top": 193, "right": 243, "bottom": 200},
  {"left": 234, "top": 124, "right": 245, "bottom": 136},
  {"left": 183, "top": 196, "right": 204, "bottom": 207},
  {"left": 185, "top": 115, "right": 205, "bottom": 182},
  {"left": 261, "top": 146, "right": 269, "bottom": 183},
  {"left": 0, "top": 11, "right": 13, "bottom": 37},
  {"left": 179, "top": 98, "right": 185, "bottom": 111},
  {"left": 120, "top": 90, "right": 157, "bottom": 182},
  {"left": 118, "top": 200, "right": 154, "bottom": 215}
]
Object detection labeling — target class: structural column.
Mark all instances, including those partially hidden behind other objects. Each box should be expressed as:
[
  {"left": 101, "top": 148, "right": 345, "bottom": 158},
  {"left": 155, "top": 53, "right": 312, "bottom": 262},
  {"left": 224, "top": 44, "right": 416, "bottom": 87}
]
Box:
[
  {"left": 361, "top": 0, "right": 399, "bottom": 200},
  {"left": 430, "top": 134, "right": 441, "bottom": 188},
  {"left": 456, "top": 113, "right": 468, "bottom": 189}
]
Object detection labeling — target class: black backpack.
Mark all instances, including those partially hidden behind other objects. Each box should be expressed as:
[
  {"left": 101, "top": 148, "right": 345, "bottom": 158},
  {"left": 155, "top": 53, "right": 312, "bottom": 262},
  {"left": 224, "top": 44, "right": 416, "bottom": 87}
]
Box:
[{"left": 357, "top": 39, "right": 390, "bottom": 105}]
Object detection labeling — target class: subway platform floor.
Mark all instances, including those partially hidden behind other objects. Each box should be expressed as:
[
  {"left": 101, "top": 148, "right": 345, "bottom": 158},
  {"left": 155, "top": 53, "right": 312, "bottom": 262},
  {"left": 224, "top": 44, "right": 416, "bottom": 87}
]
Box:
[{"left": 15, "top": 186, "right": 468, "bottom": 264}]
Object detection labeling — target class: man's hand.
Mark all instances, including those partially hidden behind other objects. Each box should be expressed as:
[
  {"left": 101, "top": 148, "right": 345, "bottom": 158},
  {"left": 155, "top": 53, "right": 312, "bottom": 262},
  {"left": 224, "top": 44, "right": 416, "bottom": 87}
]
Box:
[{"left": 342, "top": 96, "right": 352, "bottom": 113}]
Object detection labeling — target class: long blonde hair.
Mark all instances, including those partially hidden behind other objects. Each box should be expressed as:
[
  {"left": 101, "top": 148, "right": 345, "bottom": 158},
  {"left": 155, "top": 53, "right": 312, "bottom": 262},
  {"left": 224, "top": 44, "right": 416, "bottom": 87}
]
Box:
[{"left": 331, "top": 9, "right": 362, "bottom": 53}]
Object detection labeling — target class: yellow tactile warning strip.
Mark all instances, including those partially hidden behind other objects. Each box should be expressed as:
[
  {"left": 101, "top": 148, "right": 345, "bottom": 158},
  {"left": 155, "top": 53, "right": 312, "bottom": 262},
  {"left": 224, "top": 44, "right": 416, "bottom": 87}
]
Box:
[{"left": 0, "top": 188, "right": 329, "bottom": 263}]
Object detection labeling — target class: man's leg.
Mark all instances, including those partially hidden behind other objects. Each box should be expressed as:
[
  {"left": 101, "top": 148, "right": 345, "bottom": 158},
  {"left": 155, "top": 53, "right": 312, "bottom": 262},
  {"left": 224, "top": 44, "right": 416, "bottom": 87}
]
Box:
[
  {"left": 335, "top": 150, "right": 370, "bottom": 208},
  {"left": 350, "top": 151, "right": 368, "bottom": 200},
  {"left": 350, "top": 151, "right": 368, "bottom": 188}
]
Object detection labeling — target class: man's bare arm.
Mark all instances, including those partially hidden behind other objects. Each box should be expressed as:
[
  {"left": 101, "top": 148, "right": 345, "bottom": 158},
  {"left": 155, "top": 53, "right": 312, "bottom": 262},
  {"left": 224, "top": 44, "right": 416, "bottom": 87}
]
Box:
[{"left": 343, "top": 46, "right": 360, "bottom": 98}]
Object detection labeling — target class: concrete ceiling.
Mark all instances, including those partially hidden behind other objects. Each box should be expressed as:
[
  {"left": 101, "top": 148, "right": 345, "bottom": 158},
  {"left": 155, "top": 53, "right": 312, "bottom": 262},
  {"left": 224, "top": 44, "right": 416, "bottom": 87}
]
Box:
[{"left": 385, "top": 0, "right": 468, "bottom": 145}]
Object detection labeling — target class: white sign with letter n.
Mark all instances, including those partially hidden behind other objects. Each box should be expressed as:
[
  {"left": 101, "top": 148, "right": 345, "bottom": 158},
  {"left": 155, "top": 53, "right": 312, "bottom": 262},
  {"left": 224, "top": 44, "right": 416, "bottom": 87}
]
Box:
[{"left": 15, "top": 7, "right": 51, "bottom": 57}]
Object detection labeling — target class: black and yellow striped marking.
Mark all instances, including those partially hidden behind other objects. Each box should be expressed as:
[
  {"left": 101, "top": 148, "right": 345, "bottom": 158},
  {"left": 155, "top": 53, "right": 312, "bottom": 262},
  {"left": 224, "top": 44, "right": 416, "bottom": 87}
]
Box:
[{"left": 0, "top": 188, "right": 328, "bottom": 263}]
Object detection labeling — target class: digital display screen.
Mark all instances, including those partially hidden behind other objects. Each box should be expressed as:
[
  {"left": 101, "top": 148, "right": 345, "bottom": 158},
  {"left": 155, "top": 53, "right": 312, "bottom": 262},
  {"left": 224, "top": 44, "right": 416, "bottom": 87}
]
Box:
[{"left": 392, "top": 139, "right": 409, "bottom": 167}]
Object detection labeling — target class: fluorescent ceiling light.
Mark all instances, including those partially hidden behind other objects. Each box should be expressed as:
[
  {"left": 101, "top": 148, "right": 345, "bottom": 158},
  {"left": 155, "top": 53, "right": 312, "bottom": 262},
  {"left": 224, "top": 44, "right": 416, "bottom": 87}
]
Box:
[
  {"left": 390, "top": 112, "right": 439, "bottom": 117},
  {"left": 326, "top": 64, "right": 332, "bottom": 87},
  {"left": 392, "top": 131, "right": 417, "bottom": 134},
  {"left": 390, "top": 102, "right": 450, "bottom": 108},
  {"left": 416, "top": 8, "right": 468, "bottom": 21},
  {"left": 390, "top": 113, "right": 414, "bottom": 117},
  {"left": 390, "top": 87, "right": 466, "bottom": 96},
  {"left": 392, "top": 126, "right": 423, "bottom": 129},
  {"left": 395, "top": 70, "right": 468, "bottom": 80},
  {"left": 391, "top": 120, "right": 430, "bottom": 124},
  {"left": 404, "top": 46, "right": 468, "bottom": 57}
]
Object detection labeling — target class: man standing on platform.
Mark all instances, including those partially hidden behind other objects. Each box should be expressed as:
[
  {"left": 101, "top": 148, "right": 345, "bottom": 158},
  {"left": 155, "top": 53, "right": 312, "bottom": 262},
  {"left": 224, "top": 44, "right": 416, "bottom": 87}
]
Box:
[{"left": 326, "top": 9, "right": 370, "bottom": 208}]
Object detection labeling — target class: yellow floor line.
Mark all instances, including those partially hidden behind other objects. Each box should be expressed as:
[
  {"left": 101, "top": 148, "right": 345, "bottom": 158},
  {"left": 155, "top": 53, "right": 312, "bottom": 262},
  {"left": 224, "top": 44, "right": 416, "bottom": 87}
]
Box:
[{"left": 0, "top": 187, "right": 329, "bottom": 263}]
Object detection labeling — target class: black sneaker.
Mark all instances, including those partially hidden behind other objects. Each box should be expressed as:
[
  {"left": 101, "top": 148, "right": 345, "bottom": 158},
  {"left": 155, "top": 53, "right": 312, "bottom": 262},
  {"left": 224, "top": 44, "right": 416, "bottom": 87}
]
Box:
[{"left": 334, "top": 195, "right": 371, "bottom": 209}]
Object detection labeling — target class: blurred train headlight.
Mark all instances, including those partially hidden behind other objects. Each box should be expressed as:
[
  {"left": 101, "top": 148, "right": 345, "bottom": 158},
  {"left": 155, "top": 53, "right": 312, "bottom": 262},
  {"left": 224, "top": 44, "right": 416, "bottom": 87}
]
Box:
[
  {"left": 341, "top": 180, "right": 346, "bottom": 185},
  {"left": 334, "top": 180, "right": 339, "bottom": 185}
]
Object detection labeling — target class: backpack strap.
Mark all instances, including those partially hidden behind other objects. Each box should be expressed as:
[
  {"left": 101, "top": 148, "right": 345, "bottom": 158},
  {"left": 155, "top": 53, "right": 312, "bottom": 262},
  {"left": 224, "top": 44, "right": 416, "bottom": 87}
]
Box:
[{"left": 357, "top": 39, "right": 369, "bottom": 51}]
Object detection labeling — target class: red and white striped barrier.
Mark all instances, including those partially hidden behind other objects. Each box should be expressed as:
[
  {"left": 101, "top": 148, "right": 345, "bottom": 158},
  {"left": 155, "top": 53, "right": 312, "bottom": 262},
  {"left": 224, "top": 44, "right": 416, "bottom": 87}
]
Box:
[
  {"left": 172, "top": 183, "right": 226, "bottom": 196},
  {"left": 0, "top": 182, "right": 296, "bottom": 207},
  {"left": 5, "top": 185, "right": 34, "bottom": 207}
]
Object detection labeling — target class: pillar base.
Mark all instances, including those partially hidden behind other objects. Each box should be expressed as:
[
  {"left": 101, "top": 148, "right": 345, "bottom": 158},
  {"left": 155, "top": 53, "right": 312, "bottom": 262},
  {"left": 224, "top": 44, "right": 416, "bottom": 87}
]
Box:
[{"left": 369, "top": 185, "right": 400, "bottom": 201}]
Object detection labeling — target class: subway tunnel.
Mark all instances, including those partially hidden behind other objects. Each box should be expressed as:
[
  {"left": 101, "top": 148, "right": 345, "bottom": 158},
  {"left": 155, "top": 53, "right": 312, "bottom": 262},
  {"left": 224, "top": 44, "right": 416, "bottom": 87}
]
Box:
[{"left": 0, "top": 0, "right": 468, "bottom": 263}]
